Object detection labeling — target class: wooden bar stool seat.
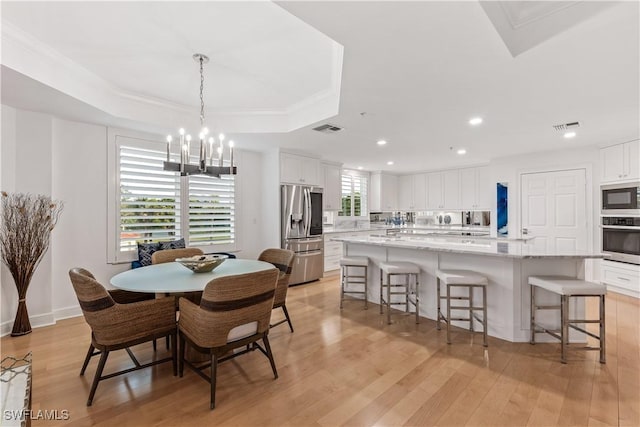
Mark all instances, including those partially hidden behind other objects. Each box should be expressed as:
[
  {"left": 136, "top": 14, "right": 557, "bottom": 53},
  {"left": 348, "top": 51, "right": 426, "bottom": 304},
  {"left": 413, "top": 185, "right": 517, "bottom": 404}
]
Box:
[
  {"left": 436, "top": 269, "right": 489, "bottom": 346},
  {"left": 340, "top": 256, "right": 369, "bottom": 309},
  {"left": 379, "top": 261, "right": 420, "bottom": 325},
  {"left": 529, "top": 275, "right": 606, "bottom": 364}
]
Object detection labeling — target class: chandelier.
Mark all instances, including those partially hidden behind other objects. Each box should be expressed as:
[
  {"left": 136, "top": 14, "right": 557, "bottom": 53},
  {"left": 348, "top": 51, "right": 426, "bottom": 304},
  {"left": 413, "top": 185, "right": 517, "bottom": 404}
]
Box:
[{"left": 163, "top": 54, "right": 237, "bottom": 178}]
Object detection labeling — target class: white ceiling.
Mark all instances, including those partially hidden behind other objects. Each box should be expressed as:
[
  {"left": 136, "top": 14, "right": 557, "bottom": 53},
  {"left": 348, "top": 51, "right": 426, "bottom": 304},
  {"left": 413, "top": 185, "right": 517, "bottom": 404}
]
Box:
[{"left": 2, "top": 1, "right": 639, "bottom": 173}]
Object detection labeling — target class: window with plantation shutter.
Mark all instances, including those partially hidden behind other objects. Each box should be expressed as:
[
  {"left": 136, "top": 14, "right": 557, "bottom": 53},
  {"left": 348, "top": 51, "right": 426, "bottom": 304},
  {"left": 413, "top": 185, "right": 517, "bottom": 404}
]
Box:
[
  {"left": 188, "top": 174, "right": 235, "bottom": 246},
  {"left": 339, "top": 171, "right": 368, "bottom": 217},
  {"left": 109, "top": 132, "right": 237, "bottom": 263},
  {"left": 118, "top": 143, "right": 181, "bottom": 253}
]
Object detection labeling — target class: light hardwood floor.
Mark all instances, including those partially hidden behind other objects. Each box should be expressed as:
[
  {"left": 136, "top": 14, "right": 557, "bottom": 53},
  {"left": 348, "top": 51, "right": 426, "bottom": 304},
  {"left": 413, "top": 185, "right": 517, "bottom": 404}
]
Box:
[{"left": 2, "top": 275, "right": 638, "bottom": 426}]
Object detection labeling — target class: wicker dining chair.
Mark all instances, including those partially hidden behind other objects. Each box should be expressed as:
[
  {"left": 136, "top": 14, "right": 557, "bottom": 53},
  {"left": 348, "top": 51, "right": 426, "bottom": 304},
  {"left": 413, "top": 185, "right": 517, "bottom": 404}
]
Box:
[
  {"left": 178, "top": 268, "right": 280, "bottom": 409},
  {"left": 258, "top": 248, "right": 296, "bottom": 332},
  {"left": 69, "top": 268, "right": 177, "bottom": 406}
]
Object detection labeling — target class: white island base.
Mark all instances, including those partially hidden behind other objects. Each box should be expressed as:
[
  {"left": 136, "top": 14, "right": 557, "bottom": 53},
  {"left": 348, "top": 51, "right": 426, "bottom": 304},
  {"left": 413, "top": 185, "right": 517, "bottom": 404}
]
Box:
[{"left": 338, "top": 238, "right": 602, "bottom": 343}]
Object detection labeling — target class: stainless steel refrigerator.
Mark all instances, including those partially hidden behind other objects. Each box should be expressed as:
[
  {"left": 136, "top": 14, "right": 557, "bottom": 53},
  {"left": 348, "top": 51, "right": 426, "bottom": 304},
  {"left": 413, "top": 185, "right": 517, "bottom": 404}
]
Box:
[{"left": 281, "top": 185, "right": 324, "bottom": 285}]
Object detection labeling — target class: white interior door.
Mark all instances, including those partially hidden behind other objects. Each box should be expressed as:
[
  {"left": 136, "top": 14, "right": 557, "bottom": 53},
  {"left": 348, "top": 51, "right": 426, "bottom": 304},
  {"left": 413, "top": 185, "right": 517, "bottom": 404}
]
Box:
[{"left": 521, "top": 169, "right": 587, "bottom": 253}]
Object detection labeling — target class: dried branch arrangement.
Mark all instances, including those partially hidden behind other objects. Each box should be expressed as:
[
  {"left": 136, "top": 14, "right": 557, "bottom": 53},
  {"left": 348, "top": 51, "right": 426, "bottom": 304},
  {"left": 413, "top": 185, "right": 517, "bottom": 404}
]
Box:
[{"left": 0, "top": 192, "right": 63, "bottom": 336}]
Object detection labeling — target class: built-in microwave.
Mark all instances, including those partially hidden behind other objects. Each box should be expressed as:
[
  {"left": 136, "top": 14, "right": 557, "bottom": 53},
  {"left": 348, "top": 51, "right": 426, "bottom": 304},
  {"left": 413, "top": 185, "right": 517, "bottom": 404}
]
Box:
[
  {"left": 601, "top": 183, "right": 640, "bottom": 215},
  {"left": 602, "top": 216, "right": 640, "bottom": 265}
]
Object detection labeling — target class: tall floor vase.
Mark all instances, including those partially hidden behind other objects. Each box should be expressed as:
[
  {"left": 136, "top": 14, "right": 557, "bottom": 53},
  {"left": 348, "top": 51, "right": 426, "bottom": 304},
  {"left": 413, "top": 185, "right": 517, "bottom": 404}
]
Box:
[{"left": 11, "top": 275, "right": 33, "bottom": 336}]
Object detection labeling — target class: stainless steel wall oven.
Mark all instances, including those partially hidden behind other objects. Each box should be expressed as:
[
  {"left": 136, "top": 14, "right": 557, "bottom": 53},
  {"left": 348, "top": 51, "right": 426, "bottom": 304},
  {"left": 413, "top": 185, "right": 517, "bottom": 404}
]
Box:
[{"left": 602, "top": 216, "right": 640, "bottom": 265}]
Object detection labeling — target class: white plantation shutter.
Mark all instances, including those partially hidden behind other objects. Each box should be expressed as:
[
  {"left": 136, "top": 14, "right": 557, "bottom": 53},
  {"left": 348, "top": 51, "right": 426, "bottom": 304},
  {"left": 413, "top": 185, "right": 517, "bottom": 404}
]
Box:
[
  {"left": 340, "top": 171, "right": 368, "bottom": 217},
  {"left": 188, "top": 174, "right": 235, "bottom": 246},
  {"left": 111, "top": 134, "right": 238, "bottom": 262},
  {"left": 118, "top": 144, "right": 181, "bottom": 253}
]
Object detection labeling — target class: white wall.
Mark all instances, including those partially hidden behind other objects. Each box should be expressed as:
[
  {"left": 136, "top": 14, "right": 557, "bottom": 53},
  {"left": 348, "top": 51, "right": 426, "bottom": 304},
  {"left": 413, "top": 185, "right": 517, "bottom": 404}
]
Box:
[{"left": 1, "top": 105, "right": 269, "bottom": 335}]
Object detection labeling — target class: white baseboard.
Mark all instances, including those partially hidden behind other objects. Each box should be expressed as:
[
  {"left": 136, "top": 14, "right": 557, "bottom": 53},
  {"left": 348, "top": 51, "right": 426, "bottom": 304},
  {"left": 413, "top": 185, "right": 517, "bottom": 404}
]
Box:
[
  {"left": 53, "top": 305, "right": 82, "bottom": 321},
  {"left": 0, "top": 306, "right": 82, "bottom": 337},
  {"left": 1, "top": 312, "right": 55, "bottom": 337}
]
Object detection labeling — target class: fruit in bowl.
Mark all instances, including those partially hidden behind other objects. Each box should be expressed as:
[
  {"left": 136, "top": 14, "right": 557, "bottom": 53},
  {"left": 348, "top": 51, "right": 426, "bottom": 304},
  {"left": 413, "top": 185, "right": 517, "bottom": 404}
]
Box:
[{"left": 175, "top": 254, "right": 228, "bottom": 273}]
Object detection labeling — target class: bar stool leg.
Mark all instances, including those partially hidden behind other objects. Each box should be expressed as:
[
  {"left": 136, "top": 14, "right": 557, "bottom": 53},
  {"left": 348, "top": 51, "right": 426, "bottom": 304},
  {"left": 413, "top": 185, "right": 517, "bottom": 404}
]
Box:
[
  {"left": 482, "top": 285, "right": 488, "bottom": 347},
  {"left": 446, "top": 283, "right": 452, "bottom": 344},
  {"left": 387, "top": 273, "right": 392, "bottom": 325},
  {"left": 379, "top": 268, "right": 383, "bottom": 315},
  {"left": 364, "top": 265, "right": 368, "bottom": 310},
  {"left": 469, "top": 286, "right": 475, "bottom": 332},
  {"left": 340, "top": 266, "right": 345, "bottom": 310},
  {"left": 414, "top": 274, "right": 420, "bottom": 324},
  {"left": 405, "top": 274, "right": 410, "bottom": 313},
  {"left": 530, "top": 285, "right": 536, "bottom": 345},
  {"left": 599, "top": 294, "right": 606, "bottom": 363},
  {"left": 561, "top": 295, "right": 568, "bottom": 364},
  {"left": 436, "top": 277, "right": 442, "bottom": 331}
]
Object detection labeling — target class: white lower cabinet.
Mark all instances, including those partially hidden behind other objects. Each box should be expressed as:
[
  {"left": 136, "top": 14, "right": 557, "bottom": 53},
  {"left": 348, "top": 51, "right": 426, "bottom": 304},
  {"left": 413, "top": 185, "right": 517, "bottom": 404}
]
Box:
[
  {"left": 601, "top": 260, "right": 639, "bottom": 298},
  {"left": 323, "top": 230, "right": 382, "bottom": 272}
]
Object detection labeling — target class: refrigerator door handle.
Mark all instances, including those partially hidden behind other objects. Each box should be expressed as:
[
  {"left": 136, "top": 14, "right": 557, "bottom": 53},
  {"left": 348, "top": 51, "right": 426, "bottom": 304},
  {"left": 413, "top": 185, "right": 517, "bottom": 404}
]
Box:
[
  {"left": 304, "top": 187, "right": 311, "bottom": 237},
  {"left": 296, "top": 250, "right": 323, "bottom": 257}
]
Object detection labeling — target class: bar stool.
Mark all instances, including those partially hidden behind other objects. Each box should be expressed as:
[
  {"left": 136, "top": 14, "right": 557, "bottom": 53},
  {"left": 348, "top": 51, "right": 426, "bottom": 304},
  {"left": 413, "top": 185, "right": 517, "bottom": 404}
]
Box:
[
  {"left": 436, "top": 269, "right": 489, "bottom": 346},
  {"left": 529, "top": 275, "right": 606, "bottom": 364},
  {"left": 340, "top": 256, "right": 369, "bottom": 309},
  {"left": 379, "top": 261, "right": 420, "bottom": 325}
]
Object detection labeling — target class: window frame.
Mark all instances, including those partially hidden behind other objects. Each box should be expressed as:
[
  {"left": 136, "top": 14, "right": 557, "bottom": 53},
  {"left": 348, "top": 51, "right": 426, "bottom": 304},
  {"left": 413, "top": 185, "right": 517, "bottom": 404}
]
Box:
[
  {"left": 107, "top": 128, "right": 239, "bottom": 264},
  {"left": 339, "top": 169, "right": 369, "bottom": 218}
]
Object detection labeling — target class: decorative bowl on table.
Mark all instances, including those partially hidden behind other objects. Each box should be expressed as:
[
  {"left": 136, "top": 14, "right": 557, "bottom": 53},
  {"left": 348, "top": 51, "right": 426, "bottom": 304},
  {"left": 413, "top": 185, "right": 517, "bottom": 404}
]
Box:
[{"left": 175, "top": 254, "right": 228, "bottom": 273}]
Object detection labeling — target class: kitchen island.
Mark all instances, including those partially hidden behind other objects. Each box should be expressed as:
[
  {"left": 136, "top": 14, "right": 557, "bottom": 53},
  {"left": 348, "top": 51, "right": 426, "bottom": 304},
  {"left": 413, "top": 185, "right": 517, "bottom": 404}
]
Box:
[{"left": 332, "top": 234, "right": 604, "bottom": 343}]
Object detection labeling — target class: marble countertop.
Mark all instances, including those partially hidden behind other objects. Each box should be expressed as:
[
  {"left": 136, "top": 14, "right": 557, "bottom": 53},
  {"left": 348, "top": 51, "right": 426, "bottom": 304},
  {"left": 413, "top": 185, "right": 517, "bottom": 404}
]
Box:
[
  {"left": 323, "top": 224, "right": 490, "bottom": 234},
  {"left": 330, "top": 234, "right": 605, "bottom": 259}
]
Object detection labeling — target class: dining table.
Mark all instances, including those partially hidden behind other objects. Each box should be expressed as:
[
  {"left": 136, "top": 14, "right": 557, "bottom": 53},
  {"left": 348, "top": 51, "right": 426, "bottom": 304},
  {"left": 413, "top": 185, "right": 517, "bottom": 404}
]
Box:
[{"left": 110, "top": 258, "right": 275, "bottom": 293}]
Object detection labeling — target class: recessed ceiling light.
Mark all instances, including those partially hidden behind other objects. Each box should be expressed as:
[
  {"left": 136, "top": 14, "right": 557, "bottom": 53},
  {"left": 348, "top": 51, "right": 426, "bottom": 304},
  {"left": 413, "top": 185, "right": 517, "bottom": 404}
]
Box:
[
  {"left": 469, "top": 117, "right": 483, "bottom": 126},
  {"left": 387, "top": 161, "right": 394, "bottom": 165},
  {"left": 377, "top": 140, "right": 387, "bottom": 146},
  {"left": 564, "top": 131, "right": 576, "bottom": 139},
  {"left": 457, "top": 149, "right": 467, "bottom": 155},
  {"left": 357, "top": 166, "right": 363, "bottom": 170}
]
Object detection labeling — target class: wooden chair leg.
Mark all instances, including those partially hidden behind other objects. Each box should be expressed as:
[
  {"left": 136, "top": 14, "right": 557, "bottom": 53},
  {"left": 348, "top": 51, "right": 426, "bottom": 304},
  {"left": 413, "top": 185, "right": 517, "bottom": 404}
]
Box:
[
  {"left": 153, "top": 339, "right": 157, "bottom": 351},
  {"left": 87, "top": 349, "right": 109, "bottom": 406},
  {"left": 178, "top": 333, "right": 186, "bottom": 377},
  {"left": 80, "top": 344, "right": 95, "bottom": 376},
  {"left": 166, "top": 335, "right": 170, "bottom": 350},
  {"left": 282, "top": 305, "right": 294, "bottom": 333},
  {"left": 210, "top": 353, "right": 218, "bottom": 410},
  {"left": 263, "top": 335, "right": 278, "bottom": 379},
  {"left": 171, "top": 332, "right": 178, "bottom": 376}
]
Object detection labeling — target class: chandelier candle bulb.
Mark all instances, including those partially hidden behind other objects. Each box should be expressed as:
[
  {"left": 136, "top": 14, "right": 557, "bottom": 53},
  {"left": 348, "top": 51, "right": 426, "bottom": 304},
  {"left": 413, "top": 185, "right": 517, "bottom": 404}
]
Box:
[
  {"left": 229, "top": 140, "right": 234, "bottom": 169},
  {"left": 208, "top": 137, "right": 214, "bottom": 166},
  {"left": 166, "top": 135, "right": 172, "bottom": 162}
]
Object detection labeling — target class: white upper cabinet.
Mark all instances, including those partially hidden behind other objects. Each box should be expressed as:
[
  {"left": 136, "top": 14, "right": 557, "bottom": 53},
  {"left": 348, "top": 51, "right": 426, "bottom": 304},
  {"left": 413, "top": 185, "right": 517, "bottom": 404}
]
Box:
[
  {"left": 398, "top": 175, "right": 413, "bottom": 211},
  {"left": 280, "top": 152, "right": 320, "bottom": 186},
  {"left": 427, "top": 172, "right": 443, "bottom": 209},
  {"left": 370, "top": 172, "right": 398, "bottom": 211},
  {"left": 427, "top": 170, "right": 460, "bottom": 209},
  {"left": 600, "top": 140, "right": 640, "bottom": 183},
  {"left": 460, "top": 166, "right": 491, "bottom": 210},
  {"left": 398, "top": 174, "right": 427, "bottom": 211},
  {"left": 442, "top": 169, "right": 461, "bottom": 209},
  {"left": 321, "top": 162, "right": 342, "bottom": 211}
]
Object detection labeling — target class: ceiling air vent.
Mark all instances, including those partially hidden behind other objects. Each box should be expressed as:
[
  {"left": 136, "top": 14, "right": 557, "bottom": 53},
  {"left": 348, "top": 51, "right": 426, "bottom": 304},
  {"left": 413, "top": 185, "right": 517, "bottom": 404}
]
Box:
[
  {"left": 553, "top": 121, "right": 581, "bottom": 131},
  {"left": 312, "top": 123, "right": 343, "bottom": 133}
]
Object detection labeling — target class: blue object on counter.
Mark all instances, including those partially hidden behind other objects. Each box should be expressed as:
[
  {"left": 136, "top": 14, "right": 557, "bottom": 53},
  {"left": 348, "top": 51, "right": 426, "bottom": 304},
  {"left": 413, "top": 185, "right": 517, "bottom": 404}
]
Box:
[{"left": 497, "top": 183, "right": 508, "bottom": 236}]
